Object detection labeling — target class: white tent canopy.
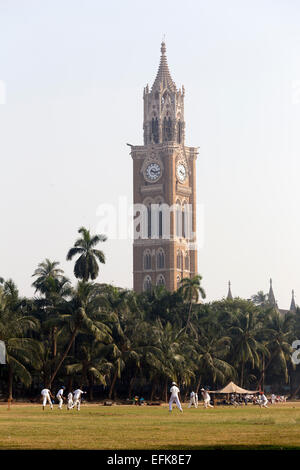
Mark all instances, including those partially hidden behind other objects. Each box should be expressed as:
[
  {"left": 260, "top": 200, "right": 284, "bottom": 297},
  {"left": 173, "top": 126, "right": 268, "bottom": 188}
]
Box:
[{"left": 210, "top": 381, "right": 259, "bottom": 394}]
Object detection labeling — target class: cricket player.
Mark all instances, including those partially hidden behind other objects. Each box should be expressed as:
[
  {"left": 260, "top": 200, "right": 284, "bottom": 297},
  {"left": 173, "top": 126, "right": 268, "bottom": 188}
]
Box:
[
  {"left": 271, "top": 393, "right": 276, "bottom": 404},
  {"left": 195, "top": 392, "right": 198, "bottom": 407},
  {"left": 71, "top": 389, "right": 86, "bottom": 410},
  {"left": 259, "top": 392, "right": 268, "bottom": 408},
  {"left": 188, "top": 391, "right": 197, "bottom": 408},
  {"left": 56, "top": 386, "right": 66, "bottom": 409},
  {"left": 67, "top": 391, "right": 73, "bottom": 410},
  {"left": 169, "top": 381, "right": 183, "bottom": 413},
  {"left": 201, "top": 388, "right": 214, "bottom": 408},
  {"left": 41, "top": 387, "right": 53, "bottom": 410}
]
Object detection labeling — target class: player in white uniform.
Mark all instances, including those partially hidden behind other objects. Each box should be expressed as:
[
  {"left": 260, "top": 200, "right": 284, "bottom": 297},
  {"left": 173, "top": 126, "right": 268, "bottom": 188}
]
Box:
[
  {"left": 67, "top": 392, "right": 73, "bottom": 410},
  {"left": 41, "top": 388, "right": 53, "bottom": 410},
  {"left": 56, "top": 386, "right": 66, "bottom": 409},
  {"left": 188, "top": 391, "right": 197, "bottom": 408},
  {"left": 201, "top": 388, "right": 214, "bottom": 408},
  {"left": 271, "top": 393, "right": 276, "bottom": 404},
  {"left": 195, "top": 392, "right": 198, "bottom": 407},
  {"left": 259, "top": 392, "right": 268, "bottom": 408},
  {"left": 169, "top": 382, "right": 183, "bottom": 413},
  {"left": 71, "top": 389, "right": 86, "bottom": 410}
]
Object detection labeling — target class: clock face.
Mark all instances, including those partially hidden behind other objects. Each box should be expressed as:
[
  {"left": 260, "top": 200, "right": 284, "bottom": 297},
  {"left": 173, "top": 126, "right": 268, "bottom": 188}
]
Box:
[
  {"left": 177, "top": 163, "right": 187, "bottom": 182},
  {"left": 145, "top": 162, "right": 161, "bottom": 182}
]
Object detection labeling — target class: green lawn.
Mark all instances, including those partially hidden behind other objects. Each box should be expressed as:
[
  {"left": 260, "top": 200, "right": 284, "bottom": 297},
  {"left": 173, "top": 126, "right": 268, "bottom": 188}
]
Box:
[{"left": 0, "top": 402, "right": 300, "bottom": 450}]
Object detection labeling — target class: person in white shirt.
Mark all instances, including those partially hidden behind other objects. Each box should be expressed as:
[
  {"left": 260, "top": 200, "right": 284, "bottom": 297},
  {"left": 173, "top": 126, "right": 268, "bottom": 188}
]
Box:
[
  {"left": 41, "top": 388, "right": 53, "bottom": 410},
  {"left": 67, "top": 392, "right": 73, "bottom": 410},
  {"left": 56, "top": 386, "right": 66, "bottom": 409},
  {"left": 201, "top": 388, "right": 214, "bottom": 408},
  {"left": 169, "top": 382, "right": 183, "bottom": 413},
  {"left": 71, "top": 389, "right": 86, "bottom": 411},
  {"left": 259, "top": 392, "right": 268, "bottom": 408},
  {"left": 188, "top": 391, "right": 197, "bottom": 408},
  {"left": 271, "top": 393, "right": 276, "bottom": 404}
]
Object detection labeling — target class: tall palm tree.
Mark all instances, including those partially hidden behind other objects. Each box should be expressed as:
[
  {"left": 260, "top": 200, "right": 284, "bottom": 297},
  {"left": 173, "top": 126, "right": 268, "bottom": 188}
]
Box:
[
  {"left": 0, "top": 285, "right": 42, "bottom": 400},
  {"left": 229, "top": 310, "right": 267, "bottom": 387},
  {"left": 48, "top": 281, "right": 111, "bottom": 387},
  {"left": 194, "top": 324, "right": 235, "bottom": 390},
  {"left": 32, "top": 260, "right": 72, "bottom": 361},
  {"left": 151, "top": 319, "right": 191, "bottom": 402},
  {"left": 251, "top": 291, "right": 268, "bottom": 307},
  {"left": 259, "top": 310, "right": 294, "bottom": 387},
  {"left": 66, "top": 338, "right": 113, "bottom": 400},
  {"left": 67, "top": 227, "right": 107, "bottom": 282},
  {"left": 32, "top": 259, "right": 65, "bottom": 293},
  {"left": 179, "top": 275, "right": 206, "bottom": 331}
]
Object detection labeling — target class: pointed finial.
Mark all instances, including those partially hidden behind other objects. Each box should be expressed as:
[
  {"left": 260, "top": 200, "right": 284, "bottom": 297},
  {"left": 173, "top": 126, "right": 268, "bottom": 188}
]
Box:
[
  {"left": 161, "top": 41, "right": 166, "bottom": 55},
  {"left": 227, "top": 280, "right": 233, "bottom": 301},
  {"left": 290, "top": 289, "right": 296, "bottom": 313},
  {"left": 270, "top": 278, "right": 272, "bottom": 286}
]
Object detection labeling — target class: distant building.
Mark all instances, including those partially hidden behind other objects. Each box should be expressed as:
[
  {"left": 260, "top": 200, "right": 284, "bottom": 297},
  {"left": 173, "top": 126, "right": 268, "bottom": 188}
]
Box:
[{"left": 225, "top": 278, "right": 297, "bottom": 315}]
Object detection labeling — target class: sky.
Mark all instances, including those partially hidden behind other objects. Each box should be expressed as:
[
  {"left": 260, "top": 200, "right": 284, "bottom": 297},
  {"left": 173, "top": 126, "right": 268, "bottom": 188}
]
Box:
[{"left": 1, "top": 0, "right": 300, "bottom": 308}]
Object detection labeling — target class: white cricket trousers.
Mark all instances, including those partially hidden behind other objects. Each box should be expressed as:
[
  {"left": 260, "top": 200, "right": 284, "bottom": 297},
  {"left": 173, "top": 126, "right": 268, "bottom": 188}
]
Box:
[
  {"left": 42, "top": 394, "right": 53, "bottom": 409},
  {"left": 57, "top": 396, "right": 63, "bottom": 409},
  {"left": 169, "top": 396, "right": 182, "bottom": 412},
  {"left": 72, "top": 398, "right": 81, "bottom": 410},
  {"left": 188, "top": 397, "right": 197, "bottom": 408},
  {"left": 204, "top": 399, "right": 213, "bottom": 408},
  {"left": 67, "top": 399, "right": 73, "bottom": 410}
]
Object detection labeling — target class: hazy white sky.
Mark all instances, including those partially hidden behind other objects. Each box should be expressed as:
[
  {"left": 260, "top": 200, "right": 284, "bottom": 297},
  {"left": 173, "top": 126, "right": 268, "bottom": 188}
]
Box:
[{"left": 1, "top": 0, "right": 300, "bottom": 308}]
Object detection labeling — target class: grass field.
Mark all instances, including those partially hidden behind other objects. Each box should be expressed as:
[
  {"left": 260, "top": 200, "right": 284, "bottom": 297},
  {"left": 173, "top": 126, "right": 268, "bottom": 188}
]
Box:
[{"left": 1, "top": 402, "right": 300, "bottom": 450}]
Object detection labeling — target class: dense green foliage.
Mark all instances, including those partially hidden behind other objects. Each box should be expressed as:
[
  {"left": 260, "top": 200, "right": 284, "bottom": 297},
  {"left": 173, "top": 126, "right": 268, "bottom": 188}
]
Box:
[{"left": 0, "top": 227, "right": 299, "bottom": 401}]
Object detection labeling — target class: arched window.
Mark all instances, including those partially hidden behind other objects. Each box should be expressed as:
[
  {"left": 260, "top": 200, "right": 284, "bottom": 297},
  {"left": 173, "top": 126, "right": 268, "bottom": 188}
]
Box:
[
  {"left": 151, "top": 117, "right": 159, "bottom": 143},
  {"left": 177, "top": 275, "right": 181, "bottom": 288},
  {"left": 177, "top": 250, "right": 182, "bottom": 270},
  {"left": 185, "top": 253, "right": 190, "bottom": 271},
  {"left": 176, "top": 201, "right": 182, "bottom": 238},
  {"left": 157, "top": 249, "right": 165, "bottom": 269},
  {"left": 177, "top": 121, "right": 182, "bottom": 143},
  {"left": 158, "top": 206, "right": 163, "bottom": 238},
  {"left": 143, "top": 250, "right": 152, "bottom": 270},
  {"left": 147, "top": 205, "right": 152, "bottom": 239},
  {"left": 156, "top": 274, "right": 166, "bottom": 287},
  {"left": 143, "top": 275, "right": 152, "bottom": 292},
  {"left": 182, "top": 203, "right": 191, "bottom": 239},
  {"left": 163, "top": 117, "right": 172, "bottom": 141}
]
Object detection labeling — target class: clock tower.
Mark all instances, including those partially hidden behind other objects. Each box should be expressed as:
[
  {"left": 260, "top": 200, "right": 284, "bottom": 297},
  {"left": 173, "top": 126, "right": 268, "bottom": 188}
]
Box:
[{"left": 130, "top": 42, "right": 198, "bottom": 293}]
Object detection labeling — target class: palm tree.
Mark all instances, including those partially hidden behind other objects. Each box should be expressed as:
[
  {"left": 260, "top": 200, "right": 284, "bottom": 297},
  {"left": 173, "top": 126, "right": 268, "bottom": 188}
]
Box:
[
  {"left": 229, "top": 309, "right": 267, "bottom": 387},
  {"left": 251, "top": 291, "right": 268, "bottom": 307},
  {"left": 32, "top": 259, "right": 65, "bottom": 293},
  {"left": 151, "top": 319, "right": 191, "bottom": 402},
  {"left": 66, "top": 338, "right": 113, "bottom": 400},
  {"left": 67, "top": 227, "right": 107, "bottom": 282},
  {"left": 194, "top": 324, "right": 235, "bottom": 390},
  {"left": 0, "top": 285, "right": 42, "bottom": 400},
  {"left": 32, "top": 261, "right": 72, "bottom": 361},
  {"left": 179, "top": 275, "right": 206, "bottom": 331},
  {"left": 48, "top": 281, "right": 111, "bottom": 387},
  {"left": 259, "top": 310, "right": 294, "bottom": 387}
]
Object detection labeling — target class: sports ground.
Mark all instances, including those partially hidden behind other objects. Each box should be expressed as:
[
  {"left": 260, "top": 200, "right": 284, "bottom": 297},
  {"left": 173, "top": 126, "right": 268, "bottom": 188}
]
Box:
[{"left": 1, "top": 402, "right": 300, "bottom": 450}]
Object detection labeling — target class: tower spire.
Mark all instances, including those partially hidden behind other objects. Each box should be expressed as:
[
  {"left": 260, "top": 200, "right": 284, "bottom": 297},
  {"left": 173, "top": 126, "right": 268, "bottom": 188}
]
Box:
[
  {"left": 151, "top": 41, "right": 177, "bottom": 92},
  {"left": 290, "top": 290, "right": 296, "bottom": 313},
  {"left": 227, "top": 281, "right": 233, "bottom": 301},
  {"left": 268, "top": 278, "right": 277, "bottom": 308}
]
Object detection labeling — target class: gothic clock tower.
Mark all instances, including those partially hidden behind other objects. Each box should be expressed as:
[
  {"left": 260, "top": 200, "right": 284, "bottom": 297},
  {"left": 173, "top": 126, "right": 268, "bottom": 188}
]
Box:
[{"left": 129, "top": 42, "right": 198, "bottom": 293}]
